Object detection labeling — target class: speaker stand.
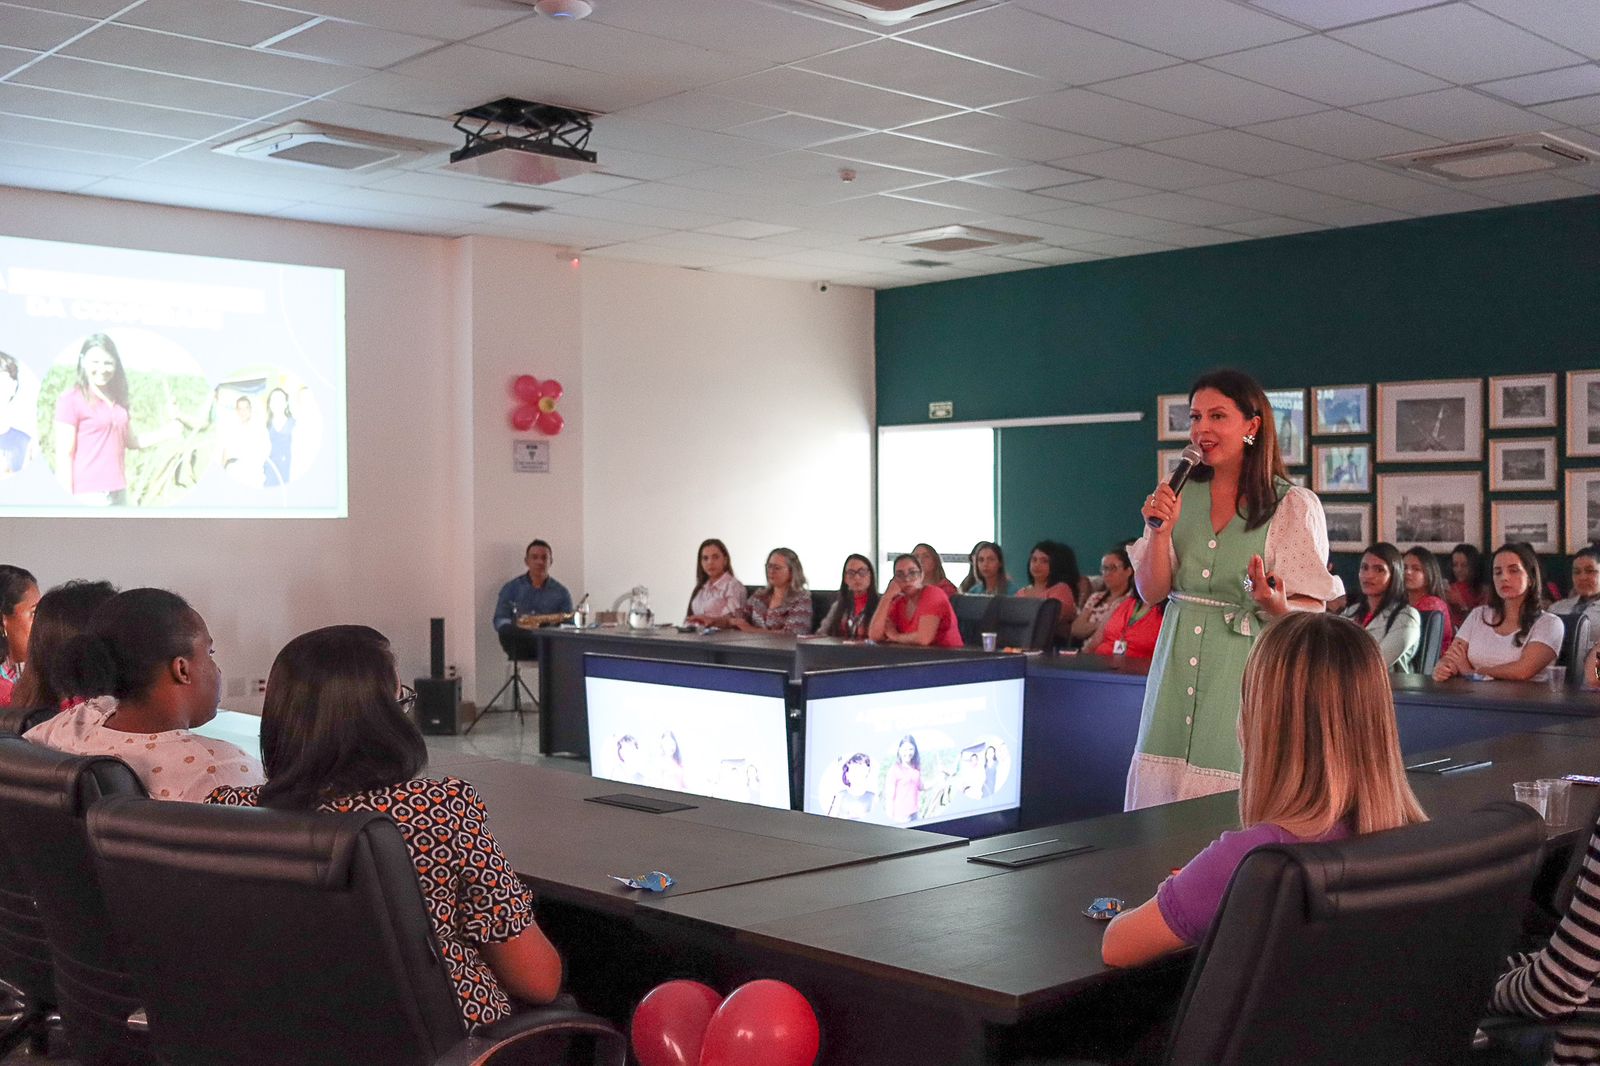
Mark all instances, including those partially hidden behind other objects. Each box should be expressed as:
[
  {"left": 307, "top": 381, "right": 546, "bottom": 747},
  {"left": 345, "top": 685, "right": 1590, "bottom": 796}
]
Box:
[{"left": 469, "top": 656, "right": 538, "bottom": 732}]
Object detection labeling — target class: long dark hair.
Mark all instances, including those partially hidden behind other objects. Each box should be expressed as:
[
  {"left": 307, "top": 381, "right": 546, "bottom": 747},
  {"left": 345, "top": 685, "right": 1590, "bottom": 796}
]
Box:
[
  {"left": 1485, "top": 543, "right": 1545, "bottom": 647},
  {"left": 76, "top": 333, "right": 131, "bottom": 410},
  {"left": 1028, "top": 540, "right": 1081, "bottom": 592},
  {"left": 1187, "top": 369, "right": 1288, "bottom": 531},
  {"left": 830, "top": 554, "right": 879, "bottom": 638},
  {"left": 1451, "top": 543, "right": 1484, "bottom": 589},
  {"left": 1355, "top": 543, "right": 1411, "bottom": 636},
  {"left": 0, "top": 565, "right": 36, "bottom": 621},
  {"left": 964, "top": 541, "right": 1009, "bottom": 594},
  {"left": 9, "top": 580, "right": 117, "bottom": 710},
  {"left": 912, "top": 544, "right": 949, "bottom": 587},
  {"left": 1404, "top": 546, "right": 1449, "bottom": 601},
  {"left": 60, "top": 588, "right": 203, "bottom": 703},
  {"left": 258, "top": 625, "right": 427, "bottom": 810},
  {"left": 688, "top": 538, "right": 735, "bottom": 614}
]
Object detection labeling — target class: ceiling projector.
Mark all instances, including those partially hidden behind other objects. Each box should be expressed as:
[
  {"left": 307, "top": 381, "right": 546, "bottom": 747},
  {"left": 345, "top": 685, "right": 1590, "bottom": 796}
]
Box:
[{"left": 444, "top": 97, "right": 598, "bottom": 186}]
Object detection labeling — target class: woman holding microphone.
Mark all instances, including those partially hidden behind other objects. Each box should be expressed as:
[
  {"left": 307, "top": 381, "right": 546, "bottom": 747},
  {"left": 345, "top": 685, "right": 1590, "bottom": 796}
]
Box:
[{"left": 1128, "top": 370, "right": 1341, "bottom": 810}]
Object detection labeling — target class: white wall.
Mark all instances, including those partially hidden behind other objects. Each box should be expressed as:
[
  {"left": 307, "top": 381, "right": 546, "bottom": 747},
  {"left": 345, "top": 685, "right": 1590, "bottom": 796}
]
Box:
[{"left": 581, "top": 258, "right": 875, "bottom": 621}]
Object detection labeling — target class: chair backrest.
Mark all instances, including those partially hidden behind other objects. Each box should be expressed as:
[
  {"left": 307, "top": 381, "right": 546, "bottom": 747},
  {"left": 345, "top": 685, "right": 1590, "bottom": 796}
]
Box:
[
  {"left": 993, "top": 595, "right": 1060, "bottom": 651},
  {"left": 1165, "top": 802, "right": 1545, "bottom": 1066},
  {"left": 1558, "top": 610, "right": 1592, "bottom": 675},
  {"left": 0, "top": 706, "right": 57, "bottom": 737},
  {"left": 809, "top": 589, "right": 838, "bottom": 633},
  {"left": 1413, "top": 609, "right": 1445, "bottom": 674},
  {"left": 950, "top": 595, "right": 997, "bottom": 647},
  {"left": 87, "top": 796, "right": 468, "bottom": 1066},
  {"left": 0, "top": 736, "right": 147, "bottom": 1066},
  {"left": 0, "top": 803, "right": 55, "bottom": 1017}
]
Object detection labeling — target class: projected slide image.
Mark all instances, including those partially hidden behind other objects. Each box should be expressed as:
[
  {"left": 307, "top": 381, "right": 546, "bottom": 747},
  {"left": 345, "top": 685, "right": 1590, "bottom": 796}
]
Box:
[{"left": 1, "top": 234, "right": 346, "bottom": 517}]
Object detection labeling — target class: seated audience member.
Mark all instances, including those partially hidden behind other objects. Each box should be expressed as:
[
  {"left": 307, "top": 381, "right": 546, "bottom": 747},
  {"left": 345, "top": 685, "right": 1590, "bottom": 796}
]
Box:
[
  {"left": 685, "top": 538, "right": 747, "bottom": 625},
  {"left": 1447, "top": 542, "right": 1488, "bottom": 629},
  {"left": 490, "top": 539, "right": 572, "bottom": 659},
  {"left": 869, "top": 554, "right": 963, "bottom": 649},
  {"left": 1552, "top": 547, "right": 1600, "bottom": 672},
  {"left": 1094, "top": 593, "right": 1165, "bottom": 659},
  {"left": 912, "top": 543, "right": 959, "bottom": 598},
  {"left": 8, "top": 580, "right": 117, "bottom": 714},
  {"left": 1017, "top": 540, "right": 1079, "bottom": 641},
  {"left": 1402, "top": 546, "right": 1455, "bottom": 654},
  {"left": 1324, "top": 559, "right": 1349, "bottom": 615},
  {"left": 1102, "top": 612, "right": 1426, "bottom": 968},
  {"left": 208, "top": 625, "right": 561, "bottom": 1031},
  {"left": 24, "top": 588, "right": 263, "bottom": 800},
  {"left": 0, "top": 564, "right": 38, "bottom": 706},
  {"left": 958, "top": 541, "right": 985, "bottom": 593},
  {"left": 1341, "top": 543, "right": 1421, "bottom": 672},
  {"left": 962, "top": 541, "right": 1013, "bottom": 596},
  {"left": 1434, "top": 542, "right": 1562, "bottom": 683},
  {"left": 1071, "top": 547, "right": 1134, "bottom": 646},
  {"left": 818, "top": 555, "right": 879, "bottom": 640},
  {"left": 727, "top": 548, "right": 812, "bottom": 634}
]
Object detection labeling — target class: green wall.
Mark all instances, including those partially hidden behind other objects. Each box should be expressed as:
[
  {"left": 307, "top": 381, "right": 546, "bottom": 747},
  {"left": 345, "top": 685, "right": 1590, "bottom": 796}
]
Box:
[{"left": 876, "top": 195, "right": 1600, "bottom": 587}]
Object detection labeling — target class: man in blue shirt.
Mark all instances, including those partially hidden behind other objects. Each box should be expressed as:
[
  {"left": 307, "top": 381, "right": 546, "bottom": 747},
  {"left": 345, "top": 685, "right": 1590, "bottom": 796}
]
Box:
[{"left": 492, "top": 540, "right": 573, "bottom": 659}]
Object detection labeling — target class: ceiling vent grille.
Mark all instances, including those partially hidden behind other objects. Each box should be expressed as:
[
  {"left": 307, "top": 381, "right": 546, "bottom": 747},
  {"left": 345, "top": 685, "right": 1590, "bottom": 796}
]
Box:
[
  {"left": 870, "top": 225, "right": 1037, "bottom": 253},
  {"left": 797, "top": 0, "right": 979, "bottom": 25},
  {"left": 213, "top": 122, "right": 438, "bottom": 171},
  {"left": 486, "top": 201, "right": 552, "bottom": 214},
  {"left": 1378, "top": 132, "right": 1594, "bottom": 182}
]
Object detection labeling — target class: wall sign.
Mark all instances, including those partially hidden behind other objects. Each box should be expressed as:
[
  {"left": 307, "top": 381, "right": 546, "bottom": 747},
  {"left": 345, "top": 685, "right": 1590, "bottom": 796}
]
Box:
[{"left": 512, "top": 439, "right": 549, "bottom": 473}]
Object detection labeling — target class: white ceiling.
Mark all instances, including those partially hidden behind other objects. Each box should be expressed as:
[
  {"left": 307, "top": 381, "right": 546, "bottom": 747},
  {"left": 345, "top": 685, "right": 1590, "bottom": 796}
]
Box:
[{"left": 1, "top": 0, "right": 1598, "bottom": 288}]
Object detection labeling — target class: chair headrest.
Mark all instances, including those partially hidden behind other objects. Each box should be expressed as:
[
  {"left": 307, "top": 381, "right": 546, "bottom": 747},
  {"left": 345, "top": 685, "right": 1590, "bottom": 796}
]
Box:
[{"left": 0, "top": 735, "right": 143, "bottom": 815}]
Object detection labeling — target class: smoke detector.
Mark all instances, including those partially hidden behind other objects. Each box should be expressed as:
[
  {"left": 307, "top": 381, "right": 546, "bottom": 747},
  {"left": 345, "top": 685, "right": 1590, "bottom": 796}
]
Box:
[
  {"left": 869, "top": 224, "right": 1037, "bottom": 253},
  {"left": 797, "top": 0, "right": 978, "bottom": 24},
  {"left": 1378, "top": 132, "right": 1594, "bottom": 182},
  {"left": 213, "top": 122, "right": 438, "bottom": 171}
]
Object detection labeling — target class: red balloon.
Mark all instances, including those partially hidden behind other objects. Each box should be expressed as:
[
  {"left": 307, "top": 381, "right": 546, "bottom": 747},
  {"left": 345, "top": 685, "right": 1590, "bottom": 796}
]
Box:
[
  {"left": 631, "top": 980, "right": 723, "bottom": 1066},
  {"left": 510, "top": 406, "right": 537, "bottom": 431},
  {"left": 536, "top": 409, "right": 564, "bottom": 436},
  {"left": 698, "top": 980, "right": 819, "bottom": 1066},
  {"left": 513, "top": 374, "right": 541, "bottom": 402},
  {"left": 539, "top": 378, "right": 564, "bottom": 402}
]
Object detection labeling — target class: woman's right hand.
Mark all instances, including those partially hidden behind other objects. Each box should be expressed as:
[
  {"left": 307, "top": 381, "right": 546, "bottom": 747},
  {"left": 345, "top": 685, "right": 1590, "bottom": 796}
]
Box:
[
  {"left": 1141, "top": 482, "right": 1181, "bottom": 534},
  {"left": 1433, "top": 641, "right": 1466, "bottom": 681}
]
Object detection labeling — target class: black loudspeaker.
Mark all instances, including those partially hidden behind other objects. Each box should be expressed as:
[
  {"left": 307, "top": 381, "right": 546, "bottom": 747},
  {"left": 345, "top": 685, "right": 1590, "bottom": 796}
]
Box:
[
  {"left": 429, "top": 618, "right": 445, "bottom": 680},
  {"left": 415, "top": 676, "right": 461, "bottom": 736}
]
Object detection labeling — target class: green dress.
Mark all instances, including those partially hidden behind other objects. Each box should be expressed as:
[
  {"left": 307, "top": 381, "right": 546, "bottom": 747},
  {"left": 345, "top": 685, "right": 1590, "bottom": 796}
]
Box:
[{"left": 1126, "top": 478, "right": 1320, "bottom": 810}]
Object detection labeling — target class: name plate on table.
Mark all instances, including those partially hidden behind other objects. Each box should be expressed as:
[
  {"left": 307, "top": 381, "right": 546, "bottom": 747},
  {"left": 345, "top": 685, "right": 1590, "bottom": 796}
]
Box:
[
  {"left": 585, "top": 793, "right": 698, "bottom": 814},
  {"left": 968, "top": 839, "right": 1096, "bottom": 869}
]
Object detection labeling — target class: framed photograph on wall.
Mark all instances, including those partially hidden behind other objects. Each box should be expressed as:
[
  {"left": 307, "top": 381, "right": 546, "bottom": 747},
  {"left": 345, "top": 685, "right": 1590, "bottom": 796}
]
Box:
[
  {"left": 1489, "top": 373, "right": 1556, "bottom": 429},
  {"left": 1567, "top": 371, "right": 1600, "bottom": 458},
  {"left": 1312, "top": 384, "right": 1369, "bottom": 436},
  {"left": 1488, "top": 437, "right": 1556, "bottom": 491},
  {"left": 1491, "top": 500, "right": 1559, "bottom": 555},
  {"left": 1157, "top": 393, "right": 1190, "bottom": 442},
  {"left": 1265, "top": 388, "right": 1306, "bottom": 467},
  {"left": 1377, "top": 471, "right": 1482, "bottom": 553},
  {"left": 1376, "top": 378, "right": 1483, "bottom": 463},
  {"left": 1565, "top": 469, "right": 1600, "bottom": 552},
  {"left": 1323, "top": 503, "right": 1371, "bottom": 553},
  {"left": 1313, "top": 443, "right": 1370, "bottom": 494},
  {"left": 1157, "top": 448, "right": 1186, "bottom": 482}
]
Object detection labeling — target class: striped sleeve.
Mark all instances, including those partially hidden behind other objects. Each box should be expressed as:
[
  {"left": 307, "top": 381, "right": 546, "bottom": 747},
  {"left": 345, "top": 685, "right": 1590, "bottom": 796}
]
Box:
[{"left": 1492, "top": 820, "right": 1600, "bottom": 1019}]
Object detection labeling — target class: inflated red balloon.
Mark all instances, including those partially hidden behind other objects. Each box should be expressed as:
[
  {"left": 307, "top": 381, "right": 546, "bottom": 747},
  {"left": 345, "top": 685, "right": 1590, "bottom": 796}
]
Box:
[
  {"left": 631, "top": 980, "right": 723, "bottom": 1066},
  {"left": 698, "top": 980, "right": 819, "bottom": 1066},
  {"left": 514, "top": 374, "right": 541, "bottom": 402},
  {"left": 539, "top": 378, "right": 564, "bottom": 403},
  {"left": 536, "top": 409, "right": 564, "bottom": 436},
  {"left": 510, "top": 406, "right": 537, "bottom": 431}
]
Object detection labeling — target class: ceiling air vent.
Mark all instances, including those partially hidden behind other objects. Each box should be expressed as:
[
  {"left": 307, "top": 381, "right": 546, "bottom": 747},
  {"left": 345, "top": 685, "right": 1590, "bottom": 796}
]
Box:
[
  {"left": 1378, "top": 132, "right": 1594, "bottom": 182},
  {"left": 797, "top": 0, "right": 979, "bottom": 25},
  {"left": 213, "top": 122, "right": 438, "bottom": 171},
  {"left": 486, "top": 201, "right": 552, "bottom": 214},
  {"left": 870, "top": 225, "right": 1037, "bottom": 253}
]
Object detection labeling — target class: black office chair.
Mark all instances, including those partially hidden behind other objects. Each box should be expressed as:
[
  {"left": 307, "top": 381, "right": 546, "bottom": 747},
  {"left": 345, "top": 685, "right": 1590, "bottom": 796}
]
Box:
[
  {"left": 809, "top": 589, "right": 838, "bottom": 634},
  {"left": 0, "top": 736, "right": 149, "bottom": 1066},
  {"left": 0, "top": 806, "right": 56, "bottom": 1058},
  {"left": 1558, "top": 611, "right": 1592, "bottom": 678},
  {"left": 472, "top": 628, "right": 540, "bottom": 733},
  {"left": 1414, "top": 609, "right": 1445, "bottom": 674},
  {"left": 993, "top": 596, "right": 1060, "bottom": 651},
  {"left": 951, "top": 594, "right": 997, "bottom": 647},
  {"left": 0, "top": 706, "right": 56, "bottom": 737},
  {"left": 87, "top": 796, "right": 626, "bottom": 1066}
]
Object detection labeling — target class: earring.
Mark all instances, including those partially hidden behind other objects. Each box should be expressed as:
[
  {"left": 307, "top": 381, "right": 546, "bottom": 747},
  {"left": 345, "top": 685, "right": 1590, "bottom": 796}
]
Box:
[{"left": 1242, "top": 433, "right": 1257, "bottom": 446}]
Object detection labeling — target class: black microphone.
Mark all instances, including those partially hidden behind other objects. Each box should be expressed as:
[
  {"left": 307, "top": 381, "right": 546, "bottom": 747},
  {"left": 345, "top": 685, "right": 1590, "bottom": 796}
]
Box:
[{"left": 1147, "top": 443, "right": 1206, "bottom": 530}]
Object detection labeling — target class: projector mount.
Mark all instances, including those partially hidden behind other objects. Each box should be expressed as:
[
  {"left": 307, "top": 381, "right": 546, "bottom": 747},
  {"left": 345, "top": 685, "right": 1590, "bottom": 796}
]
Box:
[{"left": 451, "top": 97, "right": 597, "bottom": 166}]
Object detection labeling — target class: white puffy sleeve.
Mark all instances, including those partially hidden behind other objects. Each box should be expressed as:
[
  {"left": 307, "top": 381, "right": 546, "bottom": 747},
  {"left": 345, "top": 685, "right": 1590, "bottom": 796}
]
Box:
[
  {"left": 1127, "top": 524, "right": 1177, "bottom": 575},
  {"left": 1264, "top": 487, "right": 1344, "bottom": 603}
]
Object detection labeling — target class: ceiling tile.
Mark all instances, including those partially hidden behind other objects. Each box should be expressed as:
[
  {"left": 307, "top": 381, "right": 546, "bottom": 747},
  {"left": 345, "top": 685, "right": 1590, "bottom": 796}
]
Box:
[
  {"left": 590, "top": 116, "right": 780, "bottom": 166},
  {"left": 554, "top": 196, "right": 729, "bottom": 231},
  {"left": 1377, "top": 188, "right": 1502, "bottom": 215},
  {"left": 699, "top": 219, "right": 799, "bottom": 238},
  {"left": 1473, "top": 175, "right": 1597, "bottom": 203},
  {"left": 1035, "top": 177, "right": 1156, "bottom": 202},
  {"left": 770, "top": 195, "right": 980, "bottom": 238},
  {"left": 1478, "top": 65, "right": 1600, "bottom": 107},
  {"left": 260, "top": 0, "right": 528, "bottom": 41},
  {"left": 1221, "top": 216, "right": 1326, "bottom": 236},
  {"left": 1534, "top": 94, "right": 1600, "bottom": 127},
  {"left": 610, "top": 91, "right": 782, "bottom": 132},
  {"left": 1145, "top": 129, "right": 1342, "bottom": 176},
  {"left": 1143, "top": 226, "right": 1249, "bottom": 247},
  {"left": 0, "top": 138, "right": 140, "bottom": 175},
  {"left": 86, "top": 176, "right": 300, "bottom": 214},
  {"left": 1092, "top": 65, "right": 1325, "bottom": 126},
  {"left": 966, "top": 163, "right": 1096, "bottom": 189},
  {"left": 364, "top": 169, "right": 575, "bottom": 205},
  {"left": 736, "top": 151, "right": 939, "bottom": 196},
  {"left": 0, "top": 5, "right": 94, "bottom": 50},
  {"left": 0, "top": 111, "right": 187, "bottom": 158},
  {"left": 0, "top": 159, "right": 99, "bottom": 191},
  {"left": 1353, "top": 87, "right": 1551, "bottom": 140},
  {"left": 1186, "top": 176, "right": 1359, "bottom": 216},
  {"left": 1243, "top": 108, "right": 1442, "bottom": 159},
  {"left": 796, "top": 39, "right": 1062, "bottom": 108},
  {"left": 276, "top": 98, "right": 456, "bottom": 144},
  {"left": 706, "top": 67, "right": 957, "bottom": 128},
  {"left": 539, "top": 172, "right": 642, "bottom": 195},
  {"left": 1466, "top": 0, "right": 1600, "bottom": 61},
  {"left": 13, "top": 56, "right": 305, "bottom": 119},
  {"left": 586, "top": 147, "right": 708, "bottom": 181},
  {"left": 1107, "top": 190, "right": 1266, "bottom": 224},
  {"left": 1331, "top": 6, "right": 1585, "bottom": 84},
  {"left": 267, "top": 19, "right": 440, "bottom": 68},
  {"left": 1011, "top": 0, "right": 1305, "bottom": 60},
  {"left": 0, "top": 44, "right": 39, "bottom": 73},
  {"left": 1053, "top": 145, "right": 1245, "bottom": 189},
  {"left": 270, "top": 201, "right": 460, "bottom": 235},
  {"left": 588, "top": 0, "right": 876, "bottom": 63},
  {"left": 991, "top": 88, "right": 1217, "bottom": 142},
  {"left": 62, "top": 25, "right": 364, "bottom": 94},
  {"left": 1286, "top": 201, "right": 1413, "bottom": 226},
  {"left": 817, "top": 131, "right": 1016, "bottom": 177},
  {"left": 1002, "top": 247, "right": 1104, "bottom": 264},
  {"left": 7, "top": 0, "right": 132, "bottom": 15},
  {"left": 388, "top": 43, "right": 696, "bottom": 113},
  {"left": 588, "top": 243, "right": 742, "bottom": 268},
  {"left": 642, "top": 230, "right": 795, "bottom": 257},
  {"left": 1248, "top": 0, "right": 1448, "bottom": 30},
  {"left": 1068, "top": 235, "right": 1177, "bottom": 256},
  {"left": 726, "top": 113, "right": 868, "bottom": 149},
  {"left": 882, "top": 179, "right": 1066, "bottom": 216},
  {"left": 1203, "top": 35, "right": 1448, "bottom": 107},
  {"left": 900, "top": 6, "right": 1175, "bottom": 84},
  {"left": 0, "top": 82, "right": 244, "bottom": 139},
  {"left": 1020, "top": 202, "right": 1185, "bottom": 235},
  {"left": 113, "top": 0, "right": 312, "bottom": 48},
  {"left": 476, "top": 17, "right": 769, "bottom": 93},
  {"left": 325, "top": 71, "right": 483, "bottom": 116},
  {"left": 605, "top": 180, "right": 796, "bottom": 218},
  {"left": 1273, "top": 160, "right": 1445, "bottom": 200},
  {"left": 894, "top": 111, "right": 1116, "bottom": 161}
]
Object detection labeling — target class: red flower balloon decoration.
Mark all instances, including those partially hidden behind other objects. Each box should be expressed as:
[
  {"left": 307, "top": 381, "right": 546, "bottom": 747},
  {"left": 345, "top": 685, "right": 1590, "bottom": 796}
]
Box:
[{"left": 511, "top": 374, "right": 564, "bottom": 435}]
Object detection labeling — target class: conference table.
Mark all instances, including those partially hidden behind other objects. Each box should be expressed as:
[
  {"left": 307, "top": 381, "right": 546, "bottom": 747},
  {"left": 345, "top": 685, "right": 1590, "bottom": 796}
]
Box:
[{"left": 451, "top": 726, "right": 1600, "bottom": 1066}]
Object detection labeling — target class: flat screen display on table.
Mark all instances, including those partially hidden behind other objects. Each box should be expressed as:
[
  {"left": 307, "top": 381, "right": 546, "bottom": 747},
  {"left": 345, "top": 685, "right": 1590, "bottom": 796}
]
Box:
[
  {"left": 0, "top": 234, "right": 346, "bottom": 517},
  {"left": 584, "top": 655, "right": 792, "bottom": 810},
  {"left": 803, "top": 658, "right": 1024, "bottom": 829}
]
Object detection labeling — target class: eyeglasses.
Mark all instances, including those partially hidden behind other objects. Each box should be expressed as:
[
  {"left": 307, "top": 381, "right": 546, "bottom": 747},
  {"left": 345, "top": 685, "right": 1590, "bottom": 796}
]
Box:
[
  {"left": 844, "top": 567, "right": 869, "bottom": 578},
  {"left": 396, "top": 684, "right": 416, "bottom": 711},
  {"left": 894, "top": 569, "right": 921, "bottom": 580}
]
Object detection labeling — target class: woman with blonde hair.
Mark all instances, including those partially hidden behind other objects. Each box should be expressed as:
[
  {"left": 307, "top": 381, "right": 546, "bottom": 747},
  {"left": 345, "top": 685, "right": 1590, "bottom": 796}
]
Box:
[
  {"left": 728, "top": 547, "right": 812, "bottom": 634},
  {"left": 1102, "top": 611, "right": 1426, "bottom": 968}
]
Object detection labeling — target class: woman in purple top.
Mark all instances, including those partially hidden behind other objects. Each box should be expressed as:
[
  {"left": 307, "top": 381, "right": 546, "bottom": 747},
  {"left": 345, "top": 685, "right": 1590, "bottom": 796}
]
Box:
[{"left": 1102, "top": 611, "right": 1427, "bottom": 966}]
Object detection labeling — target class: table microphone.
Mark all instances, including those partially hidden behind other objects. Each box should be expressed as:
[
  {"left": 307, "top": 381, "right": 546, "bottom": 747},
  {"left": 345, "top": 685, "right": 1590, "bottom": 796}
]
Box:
[{"left": 1147, "top": 443, "right": 1206, "bottom": 530}]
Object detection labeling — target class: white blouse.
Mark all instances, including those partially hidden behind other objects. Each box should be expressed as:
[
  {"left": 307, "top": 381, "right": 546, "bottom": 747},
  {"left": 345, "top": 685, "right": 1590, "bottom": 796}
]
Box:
[
  {"left": 689, "top": 571, "right": 747, "bottom": 620},
  {"left": 1456, "top": 606, "right": 1564, "bottom": 675},
  {"left": 1130, "top": 485, "right": 1345, "bottom": 603}
]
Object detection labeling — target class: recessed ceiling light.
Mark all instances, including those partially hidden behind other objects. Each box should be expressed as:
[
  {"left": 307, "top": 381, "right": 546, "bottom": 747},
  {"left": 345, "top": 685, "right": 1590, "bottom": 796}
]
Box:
[
  {"left": 532, "top": 0, "right": 593, "bottom": 17},
  {"left": 796, "top": 0, "right": 978, "bottom": 26},
  {"left": 869, "top": 225, "right": 1037, "bottom": 253}
]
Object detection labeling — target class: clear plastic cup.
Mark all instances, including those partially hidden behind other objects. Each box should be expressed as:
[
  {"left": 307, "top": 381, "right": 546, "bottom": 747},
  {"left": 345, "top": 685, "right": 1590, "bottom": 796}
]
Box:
[
  {"left": 1513, "top": 780, "right": 1551, "bottom": 820},
  {"left": 1539, "top": 778, "right": 1572, "bottom": 827},
  {"left": 981, "top": 632, "right": 998, "bottom": 652},
  {"left": 1548, "top": 665, "right": 1569, "bottom": 689}
]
